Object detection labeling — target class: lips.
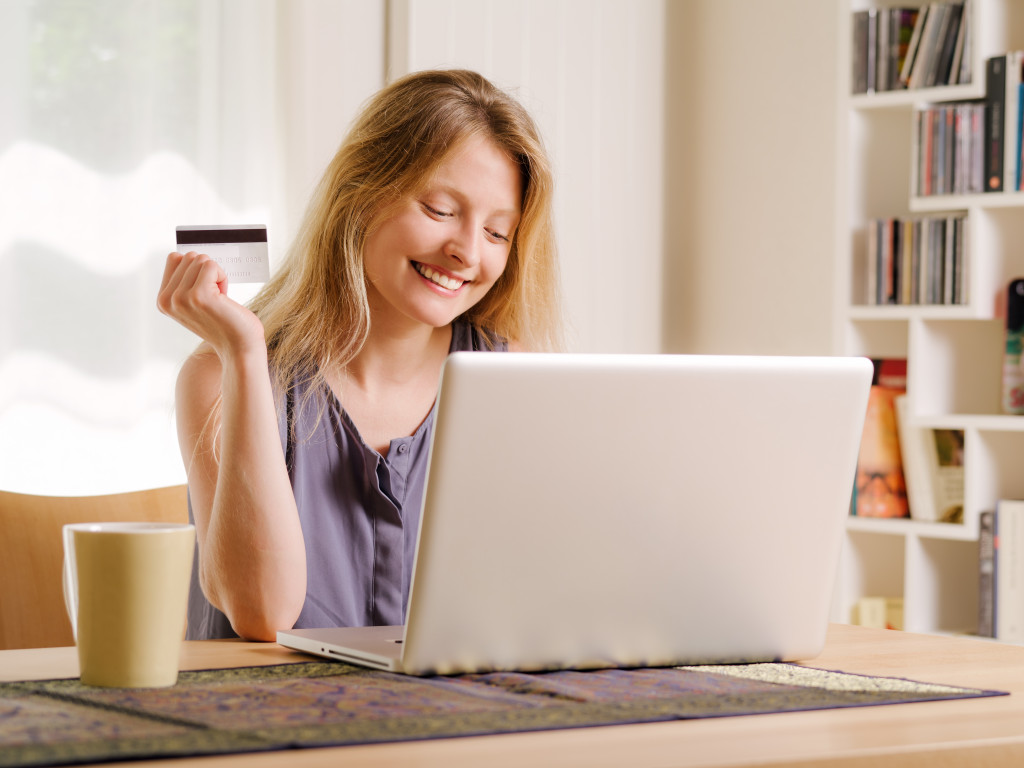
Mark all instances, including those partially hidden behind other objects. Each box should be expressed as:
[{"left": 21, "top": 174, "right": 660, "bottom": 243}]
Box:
[{"left": 413, "top": 262, "right": 465, "bottom": 291}]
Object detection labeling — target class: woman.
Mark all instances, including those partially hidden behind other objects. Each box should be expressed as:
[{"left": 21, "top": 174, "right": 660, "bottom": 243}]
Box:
[{"left": 157, "top": 69, "right": 563, "bottom": 641}]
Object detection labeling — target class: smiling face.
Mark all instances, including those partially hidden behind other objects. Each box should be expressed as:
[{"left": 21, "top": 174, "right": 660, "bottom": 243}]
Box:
[{"left": 362, "top": 134, "right": 523, "bottom": 333}]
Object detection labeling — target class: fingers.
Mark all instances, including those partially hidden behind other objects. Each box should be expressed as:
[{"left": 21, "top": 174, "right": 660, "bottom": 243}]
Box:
[
  {"left": 156, "top": 250, "right": 266, "bottom": 357},
  {"left": 157, "top": 251, "right": 227, "bottom": 318}
]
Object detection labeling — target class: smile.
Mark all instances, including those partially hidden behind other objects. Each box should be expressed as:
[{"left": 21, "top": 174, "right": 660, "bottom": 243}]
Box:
[{"left": 413, "top": 262, "right": 466, "bottom": 291}]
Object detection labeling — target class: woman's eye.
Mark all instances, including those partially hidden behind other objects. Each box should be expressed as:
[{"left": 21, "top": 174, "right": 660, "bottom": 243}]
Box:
[
  {"left": 487, "top": 229, "right": 510, "bottom": 243},
  {"left": 422, "top": 203, "right": 452, "bottom": 218}
]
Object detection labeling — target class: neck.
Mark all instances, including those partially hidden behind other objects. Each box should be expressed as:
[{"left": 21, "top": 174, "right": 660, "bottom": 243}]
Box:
[{"left": 343, "top": 318, "right": 453, "bottom": 390}]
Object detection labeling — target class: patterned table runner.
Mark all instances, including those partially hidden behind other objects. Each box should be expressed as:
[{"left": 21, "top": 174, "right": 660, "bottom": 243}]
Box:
[{"left": 0, "top": 660, "right": 1006, "bottom": 767}]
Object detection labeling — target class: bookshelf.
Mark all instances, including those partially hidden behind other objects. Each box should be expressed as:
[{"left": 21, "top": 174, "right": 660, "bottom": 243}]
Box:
[{"left": 836, "top": 0, "right": 1024, "bottom": 636}]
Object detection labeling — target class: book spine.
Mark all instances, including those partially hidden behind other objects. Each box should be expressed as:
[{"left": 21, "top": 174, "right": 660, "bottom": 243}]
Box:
[
  {"left": 959, "top": 215, "right": 970, "bottom": 304},
  {"left": 901, "top": 220, "right": 913, "bottom": 305},
  {"left": 995, "top": 500, "right": 1024, "bottom": 642},
  {"left": 979, "top": 509, "right": 995, "bottom": 638},
  {"left": 943, "top": 216, "right": 955, "bottom": 304},
  {"left": 958, "top": 0, "right": 973, "bottom": 85},
  {"left": 852, "top": 11, "right": 869, "bottom": 94},
  {"left": 877, "top": 9, "right": 890, "bottom": 93},
  {"left": 986, "top": 55, "right": 1006, "bottom": 192},
  {"left": 884, "top": 219, "right": 895, "bottom": 304},
  {"left": 1003, "top": 52, "right": 1022, "bottom": 192},
  {"left": 866, "top": 9, "right": 878, "bottom": 94},
  {"left": 1018, "top": 81, "right": 1024, "bottom": 190},
  {"left": 972, "top": 104, "right": 984, "bottom": 193},
  {"left": 924, "top": 4, "right": 952, "bottom": 88},
  {"left": 947, "top": 4, "right": 967, "bottom": 86},
  {"left": 924, "top": 109, "right": 935, "bottom": 196},
  {"left": 901, "top": 6, "right": 928, "bottom": 87},
  {"left": 945, "top": 107, "right": 956, "bottom": 196},
  {"left": 933, "top": 3, "right": 964, "bottom": 86},
  {"left": 909, "top": 5, "right": 940, "bottom": 90}
]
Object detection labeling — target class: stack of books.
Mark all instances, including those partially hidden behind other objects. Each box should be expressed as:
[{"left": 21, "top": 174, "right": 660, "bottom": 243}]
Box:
[
  {"left": 979, "top": 500, "right": 1024, "bottom": 640},
  {"left": 851, "top": 2, "right": 971, "bottom": 94},
  {"left": 865, "top": 215, "right": 967, "bottom": 306}
]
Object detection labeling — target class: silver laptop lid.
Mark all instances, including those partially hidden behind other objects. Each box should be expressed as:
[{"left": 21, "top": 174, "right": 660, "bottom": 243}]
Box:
[{"left": 396, "top": 352, "right": 872, "bottom": 675}]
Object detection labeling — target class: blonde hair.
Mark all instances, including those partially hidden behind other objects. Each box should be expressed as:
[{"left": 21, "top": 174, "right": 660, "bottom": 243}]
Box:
[{"left": 249, "top": 68, "right": 563, "bottom": 402}]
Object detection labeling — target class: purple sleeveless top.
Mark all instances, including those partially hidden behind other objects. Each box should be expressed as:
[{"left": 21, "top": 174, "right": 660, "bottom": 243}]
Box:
[{"left": 186, "top": 321, "right": 504, "bottom": 639}]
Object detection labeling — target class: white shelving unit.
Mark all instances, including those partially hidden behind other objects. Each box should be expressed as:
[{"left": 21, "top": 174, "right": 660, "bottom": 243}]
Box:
[{"left": 835, "top": 0, "right": 1024, "bottom": 636}]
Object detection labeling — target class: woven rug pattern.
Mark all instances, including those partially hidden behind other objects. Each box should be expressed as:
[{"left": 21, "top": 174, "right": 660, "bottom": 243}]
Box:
[{"left": 0, "top": 661, "right": 1005, "bottom": 767}]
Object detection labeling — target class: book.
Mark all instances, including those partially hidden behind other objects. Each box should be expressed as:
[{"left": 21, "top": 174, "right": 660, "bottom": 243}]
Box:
[
  {"left": 1018, "top": 81, "right": 1024, "bottom": 189},
  {"left": 853, "top": 360, "right": 908, "bottom": 519},
  {"left": 857, "top": 8, "right": 921, "bottom": 93},
  {"left": 1003, "top": 52, "right": 1023, "bottom": 192},
  {"left": 957, "top": 0, "right": 973, "bottom": 85},
  {"left": 985, "top": 54, "right": 1006, "bottom": 192},
  {"left": 979, "top": 509, "right": 995, "bottom": 637},
  {"left": 877, "top": 9, "right": 890, "bottom": 93},
  {"left": 901, "top": 217, "right": 914, "bottom": 304},
  {"left": 971, "top": 103, "right": 985, "bottom": 192},
  {"left": 900, "top": 5, "right": 929, "bottom": 87},
  {"left": 995, "top": 499, "right": 1024, "bottom": 642},
  {"left": 854, "top": 596, "right": 905, "bottom": 630},
  {"left": 866, "top": 9, "right": 879, "bottom": 94},
  {"left": 916, "top": 103, "right": 984, "bottom": 198},
  {"left": 921, "top": 108, "right": 935, "bottom": 196},
  {"left": 933, "top": 427, "right": 965, "bottom": 520},
  {"left": 867, "top": 219, "right": 879, "bottom": 304},
  {"left": 894, "top": 9, "right": 920, "bottom": 90},
  {"left": 947, "top": 1, "right": 968, "bottom": 85},
  {"left": 894, "top": 396, "right": 965, "bottom": 524},
  {"left": 931, "top": 2, "right": 964, "bottom": 87},
  {"left": 910, "top": 3, "right": 948, "bottom": 90},
  {"left": 852, "top": 10, "right": 870, "bottom": 94},
  {"left": 866, "top": 215, "right": 967, "bottom": 306}
]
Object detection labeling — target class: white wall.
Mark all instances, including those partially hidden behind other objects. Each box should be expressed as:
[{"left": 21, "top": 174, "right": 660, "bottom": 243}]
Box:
[
  {"left": 276, "top": 0, "right": 387, "bottom": 242},
  {"left": 663, "top": 0, "right": 840, "bottom": 356},
  {"left": 390, "top": 0, "right": 666, "bottom": 353}
]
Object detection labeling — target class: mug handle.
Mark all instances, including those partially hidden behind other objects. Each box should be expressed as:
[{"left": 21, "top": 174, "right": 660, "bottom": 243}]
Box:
[{"left": 62, "top": 525, "right": 78, "bottom": 642}]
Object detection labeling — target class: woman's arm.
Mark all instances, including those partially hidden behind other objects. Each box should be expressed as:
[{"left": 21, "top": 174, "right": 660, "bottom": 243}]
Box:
[{"left": 158, "top": 252, "right": 306, "bottom": 641}]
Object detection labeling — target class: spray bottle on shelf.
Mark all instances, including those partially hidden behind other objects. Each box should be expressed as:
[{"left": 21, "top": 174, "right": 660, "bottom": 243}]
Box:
[{"left": 1003, "top": 278, "right": 1024, "bottom": 415}]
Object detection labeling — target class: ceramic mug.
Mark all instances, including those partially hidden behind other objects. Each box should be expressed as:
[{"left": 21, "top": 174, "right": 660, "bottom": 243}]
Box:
[{"left": 62, "top": 522, "right": 195, "bottom": 687}]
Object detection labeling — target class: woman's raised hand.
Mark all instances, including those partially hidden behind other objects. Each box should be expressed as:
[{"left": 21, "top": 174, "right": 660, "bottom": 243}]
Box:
[{"left": 156, "top": 251, "right": 266, "bottom": 359}]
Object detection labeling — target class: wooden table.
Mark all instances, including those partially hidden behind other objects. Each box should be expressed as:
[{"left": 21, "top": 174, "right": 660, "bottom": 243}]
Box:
[{"left": 4, "top": 623, "right": 1024, "bottom": 767}]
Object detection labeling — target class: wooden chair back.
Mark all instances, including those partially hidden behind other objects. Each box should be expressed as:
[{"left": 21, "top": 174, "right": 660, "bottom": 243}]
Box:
[{"left": 0, "top": 485, "right": 189, "bottom": 650}]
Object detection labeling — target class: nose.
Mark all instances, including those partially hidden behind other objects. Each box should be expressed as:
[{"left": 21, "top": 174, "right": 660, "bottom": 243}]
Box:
[{"left": 445, "top": 219, "right": 483, "bottom": 268}]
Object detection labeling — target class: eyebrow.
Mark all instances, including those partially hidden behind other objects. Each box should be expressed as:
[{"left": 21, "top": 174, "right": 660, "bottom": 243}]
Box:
[{"left": 428, "top": 184, "right": 521, "bottom": 218}]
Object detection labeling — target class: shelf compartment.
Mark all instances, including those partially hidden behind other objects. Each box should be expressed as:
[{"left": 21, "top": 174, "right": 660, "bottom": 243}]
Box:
[
  {"left": 904, "top": 535, "right": 979, "bottom": 635},
  {"left": 837, "top": 529, "right": 906, "bottom": 624},
  {"left": 908, "top": 317, "right": 1003, "bottom": 416},
  {"left": 968, "top": 429, "right": 1024, "bottom": 511}
]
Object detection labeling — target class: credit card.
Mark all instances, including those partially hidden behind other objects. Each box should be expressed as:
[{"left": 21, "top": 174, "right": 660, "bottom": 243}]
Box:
[{"left": 175, "top": 225, "right": 269, "bottom": 283}]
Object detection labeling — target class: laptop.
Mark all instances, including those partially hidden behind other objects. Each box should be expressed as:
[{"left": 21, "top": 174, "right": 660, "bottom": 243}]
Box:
[{"left": 278, "top": 352, "right": 873, "bottom": 675}]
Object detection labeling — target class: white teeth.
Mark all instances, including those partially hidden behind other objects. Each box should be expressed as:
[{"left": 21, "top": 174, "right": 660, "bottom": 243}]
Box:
[{"left": 415, "top": 263, "right": 464, "bottom": 290}]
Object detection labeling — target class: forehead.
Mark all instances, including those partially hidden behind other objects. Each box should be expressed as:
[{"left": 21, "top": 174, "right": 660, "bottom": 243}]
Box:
[{"left": 425, "top": 134, "right": 523, "bottom": 215}]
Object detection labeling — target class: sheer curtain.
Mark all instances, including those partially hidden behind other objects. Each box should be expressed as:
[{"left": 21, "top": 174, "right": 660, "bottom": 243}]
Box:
[{"left": 0, "top": 0, "right": 380, "bottom": 495}]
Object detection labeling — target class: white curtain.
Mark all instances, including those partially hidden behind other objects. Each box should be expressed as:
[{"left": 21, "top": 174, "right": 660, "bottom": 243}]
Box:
[
  {"left": 0, "top": 0, "right": 283, "bottom": 495},
  {"left": 0, "top": 0, "right": 665, "bottom": 495}
]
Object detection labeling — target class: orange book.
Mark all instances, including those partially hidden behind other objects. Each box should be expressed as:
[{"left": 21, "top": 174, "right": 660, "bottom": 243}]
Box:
[{"left": 853, "top": 360, "right": 909, "bottom": 518}]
